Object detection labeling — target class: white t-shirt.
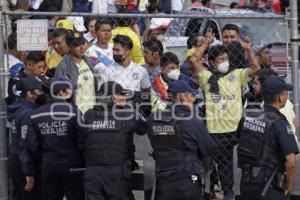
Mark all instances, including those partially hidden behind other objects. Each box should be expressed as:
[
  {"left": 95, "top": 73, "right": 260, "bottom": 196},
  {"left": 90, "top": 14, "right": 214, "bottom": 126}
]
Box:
[
  {"left": 172, "top": 0, "right": 184, "bottom": 11},
  {"left": 85, "top": 43, "right": 113, "bottom": 66},
  {"left": 92, "top": 0, "right": 116, "bottom": 13},
  {"left": 94, "top": 61, "right": 151, "bottom": 91}
]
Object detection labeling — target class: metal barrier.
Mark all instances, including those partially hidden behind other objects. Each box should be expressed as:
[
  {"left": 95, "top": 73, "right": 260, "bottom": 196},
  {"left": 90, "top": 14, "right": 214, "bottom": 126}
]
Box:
[{"left": 0, "top": 6, "right": 298, "bottom": 200}]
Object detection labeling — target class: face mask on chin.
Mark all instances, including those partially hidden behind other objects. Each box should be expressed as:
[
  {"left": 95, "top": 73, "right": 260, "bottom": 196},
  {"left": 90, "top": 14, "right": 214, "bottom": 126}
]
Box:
[
  {"left": 217, "top": 61, "right": 230, "bottom": 73},
  {"left": 113, "top": 54, "right": 125, "bottom": 65},
  {"left": 167, "top": 69, "right": 180, "bottom": 80}
]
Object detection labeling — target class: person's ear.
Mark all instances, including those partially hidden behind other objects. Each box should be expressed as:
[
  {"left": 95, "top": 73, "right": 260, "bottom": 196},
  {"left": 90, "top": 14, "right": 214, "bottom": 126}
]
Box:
[{"left": 125, "top": 49, "right": 131, "bottom": 57}]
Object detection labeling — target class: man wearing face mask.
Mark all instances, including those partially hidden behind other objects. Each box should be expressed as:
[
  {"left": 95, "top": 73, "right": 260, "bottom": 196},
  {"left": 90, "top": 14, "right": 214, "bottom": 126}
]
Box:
[
  {"left": 6, "top": 75, "right": 45, "bottom": 200},
  {"left": 149, "top": 80, "right": 216, "bottom": 200},
  {"left": 24, "top": 76, "right": 85, "bottom": 200},
  {"left": 94, "top": 34, "right": 151, "bottom": 92},
  {"left": 189, "top": 32, "right": 260, "bottom": 200},
  {"left": 151, "top": 52, "right": 201, "bottom": 111}
]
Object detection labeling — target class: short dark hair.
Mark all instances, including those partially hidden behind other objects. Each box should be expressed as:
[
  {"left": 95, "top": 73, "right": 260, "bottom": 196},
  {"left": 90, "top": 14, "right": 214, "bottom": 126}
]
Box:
[
  {"left": 255, "top": 68, "right": 278, "bottom": 84},
  {"left": 95, "top": 19, "right": 111, "bottom": 32},
  {"left": 208, "top": 45, "right": 228, "bottom": 61},
  {"left": 143, "top": 38, "right": 164, "bottom": 56},
  {"left": 187, "top": 34, "right": 202, "bottom": 49},
  {"left": 160, "top": 52, "right": 179, "bottom": 67},
  {"left": 26, "top": 51, "right": 45, "bottom": 63},
  {"left": 222, "top": 24, "right": 240, "bottom": 35},
  {"left": 52, "top": 28, "right": 68, "bottom": 39},
  {"left": 113, "top": 34, "right": 133, "bottom": 50}
]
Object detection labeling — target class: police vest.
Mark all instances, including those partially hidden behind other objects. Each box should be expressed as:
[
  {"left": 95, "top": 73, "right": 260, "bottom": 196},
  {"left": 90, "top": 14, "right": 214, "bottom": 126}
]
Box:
[
  {"left": 150, "top": 116, "right": 198, "bottom": 171},
  {"left": 237, "top": 110, "right": 282, "bottom": 169},
  {"left": 85, "top": 110, "right": 132, "bottom": 166}
]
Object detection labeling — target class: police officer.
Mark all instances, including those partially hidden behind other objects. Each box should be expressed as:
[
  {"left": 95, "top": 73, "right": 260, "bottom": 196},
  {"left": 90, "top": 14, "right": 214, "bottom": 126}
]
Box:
[
  {"left": 6, "top": 75, "right": 44, "bottom": 200},
  {"left": 25, "top": 76, "right": 85, "bottom": 200},
  {"left": 238, "top": 76, "right": 299, "bottom": 200},
  {"left": 83, "top": 81, "right": 149, "bottom": 200},
  {"left": 149, "top": 80, "right": 216, "bottom": 200}
]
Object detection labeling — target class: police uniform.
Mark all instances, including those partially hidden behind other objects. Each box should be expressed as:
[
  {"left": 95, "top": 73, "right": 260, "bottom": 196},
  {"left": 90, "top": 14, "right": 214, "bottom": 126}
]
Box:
[
  {"left": 83, "top": 81, "right": 149, "bottom": 200},
  {"left": 25, "top": 77, "right": 85, "bottom": 200},
  {"left": 6, "top": 76, "right": 44, "bottom": 200},
  {"left": 238, "top": 77, "right": 299, "bottom": 200},
  {"left": 149, "top": 80, "right": 216, "bottom": 200}
]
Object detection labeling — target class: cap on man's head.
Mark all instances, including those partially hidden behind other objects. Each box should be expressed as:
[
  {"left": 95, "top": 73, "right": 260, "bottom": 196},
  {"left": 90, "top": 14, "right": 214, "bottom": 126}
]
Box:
[
  {"left": 253, "top": 43, "right": 272, "bottom": 55},
  {"left": 98, "top": 81, "right": 124, "bottom": 97},
  {"left": 263, "top": 76, "right": 293, "bottom": 95},
  {"left": 168, "top": 80, "right": 198, "bottom": 98},
  {"left": 50, "top": 76, "right": 77, "bottom": 95},
  {"left": 19, "top": 75, "right": 44, "bottom": 93},
  {"left": 55, "top": 19, "right": 74, "bottom": 31},
  {"left": 66, "top": 31, "right": 86, "bottom": 47}
]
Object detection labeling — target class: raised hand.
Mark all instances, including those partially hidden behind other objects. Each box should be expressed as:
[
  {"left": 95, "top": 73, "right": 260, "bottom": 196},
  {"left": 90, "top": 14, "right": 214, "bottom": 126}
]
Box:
[{"left": 240, "top": 36, "right": 253, "bottom": 52}]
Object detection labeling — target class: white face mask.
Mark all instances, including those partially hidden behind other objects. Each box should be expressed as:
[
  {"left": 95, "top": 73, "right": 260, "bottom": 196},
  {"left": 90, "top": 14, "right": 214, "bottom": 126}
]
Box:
[
  {"left": 217, "top": 61, "right": 229, "bottom": 73},
  {"left": 167, "top": 69, "right": 180, "bottom": 80}
]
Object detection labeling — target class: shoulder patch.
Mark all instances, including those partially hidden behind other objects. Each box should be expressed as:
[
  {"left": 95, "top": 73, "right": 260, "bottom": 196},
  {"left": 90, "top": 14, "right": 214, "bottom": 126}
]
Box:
[
  {"left": 286, "top": 125, "right": 294, "bottom": 135},
  {"left": 21, "top": 125, "right": 28, "bottom": 139}
]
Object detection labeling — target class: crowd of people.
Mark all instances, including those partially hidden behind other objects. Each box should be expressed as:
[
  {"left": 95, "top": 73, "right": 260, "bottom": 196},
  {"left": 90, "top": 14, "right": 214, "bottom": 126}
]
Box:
[{"left": 2, "top": 0, "right": 300, "bottom": 200}]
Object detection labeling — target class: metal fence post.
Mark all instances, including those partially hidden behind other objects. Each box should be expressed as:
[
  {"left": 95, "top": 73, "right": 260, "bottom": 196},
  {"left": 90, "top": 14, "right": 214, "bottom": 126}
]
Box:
[
  {"left": 289, "top": 0, "right": 300, "bottom": 139},
  {"left": 0, "top": 11, "right": 8, "bottom": 200}
]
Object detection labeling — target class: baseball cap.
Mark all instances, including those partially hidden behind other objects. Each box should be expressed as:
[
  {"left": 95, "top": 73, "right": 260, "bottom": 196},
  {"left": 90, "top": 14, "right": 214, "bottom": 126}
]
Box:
[
  {"left": 50, "top": 76, "right": 77, "bottom": 95},
  {"left": 263, "top": 76, "right": 293, "bottom": 95},
  {"left": 168, "top": 80, "right": 198, "bottom": 97},
  {"left": 55, "top": 19, "right": 74, "bottom": 31},
  {"left": 98, "top": 81, "right": 124, "bottom": 97},
  {"left": 253, "top": 43, "right": 272, "bottom": 54},
  {"left": 19, "top": 75, "right": 44, "bottom": 92},
  {"left": 66, "top": 31, "right": 86, "bottom": 47}
]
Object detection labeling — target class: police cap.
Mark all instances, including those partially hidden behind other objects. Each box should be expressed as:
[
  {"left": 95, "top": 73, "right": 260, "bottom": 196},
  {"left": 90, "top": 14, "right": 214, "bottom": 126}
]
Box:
[
  {"left": 66, "top": 31, "right": 86, "bottom": 47},
  {"left": 168, "top": 80, "right": 198, "bottom": 97},
  {"left": 19, "top": 75, "right": 43, "bottom": 92},
  {"left": 50, "top": 76, "right": 77, "bottom": 95},
  {"left": 263, "top": 76, "right": 293, "bottom": 95}
]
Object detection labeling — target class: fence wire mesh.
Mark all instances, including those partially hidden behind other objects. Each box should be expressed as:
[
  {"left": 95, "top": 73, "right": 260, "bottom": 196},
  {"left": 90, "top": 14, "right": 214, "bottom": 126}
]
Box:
[{"left": 2, "top": 9, "right": 291, "bottom": 199}]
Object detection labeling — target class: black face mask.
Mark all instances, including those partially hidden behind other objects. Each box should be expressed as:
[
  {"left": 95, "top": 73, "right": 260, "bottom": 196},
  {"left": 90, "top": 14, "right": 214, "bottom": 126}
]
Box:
[
  {"left": 113, "top": 54, "right": 124, "bottom": 64},
  {"left": 35, "top": 93, "right": 48, "bottom": 105}
]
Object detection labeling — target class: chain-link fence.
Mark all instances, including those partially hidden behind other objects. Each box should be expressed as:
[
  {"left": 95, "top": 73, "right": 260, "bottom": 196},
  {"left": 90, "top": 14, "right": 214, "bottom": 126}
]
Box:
[{"left": 0, "top": 8, "right": 298, "bottom": 200}]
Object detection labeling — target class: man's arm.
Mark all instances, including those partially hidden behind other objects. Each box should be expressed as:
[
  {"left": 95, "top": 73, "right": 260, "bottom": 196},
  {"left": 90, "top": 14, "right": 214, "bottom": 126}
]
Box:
[
  {"left": 286, "top": 153, "right": 297, "bottom": 194},
  {"left": 240, "top": 38, "right": 260, "bottom": 77},
  {"left": 189, "top": 29, "right": 214, "bottom": 74}
]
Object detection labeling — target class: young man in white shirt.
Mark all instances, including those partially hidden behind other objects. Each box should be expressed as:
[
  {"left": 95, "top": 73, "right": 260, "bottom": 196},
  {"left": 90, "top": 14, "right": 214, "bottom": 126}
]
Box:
[
  {"left": 85, "top": 19, "right": 114, "bottom": 67},
  {"left": 94, "top": 34, "right": 151, "bottom": 92}
]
